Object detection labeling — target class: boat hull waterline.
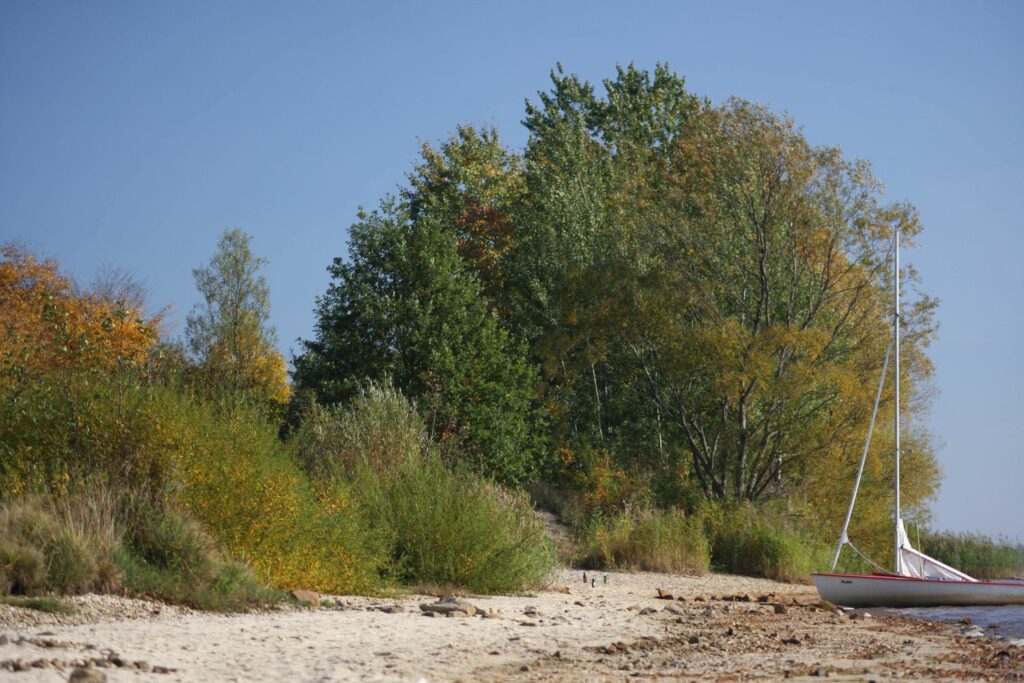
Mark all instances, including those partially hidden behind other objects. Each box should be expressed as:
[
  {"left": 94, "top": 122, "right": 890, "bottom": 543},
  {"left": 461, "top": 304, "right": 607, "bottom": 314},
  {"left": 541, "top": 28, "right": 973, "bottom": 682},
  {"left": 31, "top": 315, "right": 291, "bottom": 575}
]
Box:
[{"left": 813, "top": 573, "right": 1024, "bottom": 608}]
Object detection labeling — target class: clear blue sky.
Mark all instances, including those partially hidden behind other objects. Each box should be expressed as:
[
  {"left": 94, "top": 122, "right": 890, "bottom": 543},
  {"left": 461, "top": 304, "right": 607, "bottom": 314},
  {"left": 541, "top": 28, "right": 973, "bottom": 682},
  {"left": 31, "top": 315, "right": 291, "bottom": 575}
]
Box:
[{"left": 2, "top": 1, "right": 1021, "bottom": 540}]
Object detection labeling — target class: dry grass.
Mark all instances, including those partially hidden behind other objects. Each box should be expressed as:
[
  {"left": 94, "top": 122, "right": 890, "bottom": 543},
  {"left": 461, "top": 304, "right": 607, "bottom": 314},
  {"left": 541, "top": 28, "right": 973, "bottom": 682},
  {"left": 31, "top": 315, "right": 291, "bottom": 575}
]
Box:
[{"left": 0, "top": 492, "right": 122, "bottom": 595}]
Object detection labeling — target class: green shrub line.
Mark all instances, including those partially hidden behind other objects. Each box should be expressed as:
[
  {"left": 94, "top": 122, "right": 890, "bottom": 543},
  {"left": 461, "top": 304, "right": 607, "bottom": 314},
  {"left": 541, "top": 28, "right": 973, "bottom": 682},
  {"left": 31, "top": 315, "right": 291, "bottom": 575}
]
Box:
[
  {"left": 1, "top": 376, "right": 559, "bottom": 606},
  {"left": 562, "top": 501, "right": 832, "bottom": 583},
  {"left": 2, "top": 360, "right": 1017, "bottom": 608}
]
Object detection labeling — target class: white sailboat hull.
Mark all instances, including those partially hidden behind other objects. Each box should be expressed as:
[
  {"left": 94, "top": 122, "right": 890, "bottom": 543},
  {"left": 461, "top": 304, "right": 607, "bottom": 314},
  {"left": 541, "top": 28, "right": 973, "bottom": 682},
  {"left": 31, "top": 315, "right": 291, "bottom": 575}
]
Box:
[{"left": 813, "top": 573, "right": 1024, "bottom": 608}]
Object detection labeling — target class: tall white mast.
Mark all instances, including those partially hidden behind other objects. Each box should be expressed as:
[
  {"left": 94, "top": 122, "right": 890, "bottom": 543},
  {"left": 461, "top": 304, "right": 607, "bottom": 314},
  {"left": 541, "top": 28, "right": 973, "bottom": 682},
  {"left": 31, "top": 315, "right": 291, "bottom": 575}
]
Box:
[{"left": 893, "top": 226, "right": 902, "bottom": 575}]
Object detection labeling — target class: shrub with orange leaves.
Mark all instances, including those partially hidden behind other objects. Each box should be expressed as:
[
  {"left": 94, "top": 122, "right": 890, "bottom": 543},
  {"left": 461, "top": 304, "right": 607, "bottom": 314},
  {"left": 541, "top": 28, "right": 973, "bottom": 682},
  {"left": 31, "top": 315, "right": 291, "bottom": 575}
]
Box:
[
  {"left": 0, "top": 244, "right": 160, "bottom": 381},
  {"left": 568, "top": 449, "right": 651, "bottom": 519}
]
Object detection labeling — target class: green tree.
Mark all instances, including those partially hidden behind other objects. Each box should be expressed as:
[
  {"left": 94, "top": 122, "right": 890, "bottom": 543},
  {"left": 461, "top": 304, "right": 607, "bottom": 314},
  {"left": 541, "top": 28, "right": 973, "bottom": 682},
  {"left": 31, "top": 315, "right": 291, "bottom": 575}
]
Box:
[
  {"left": 503, "top": 65, "right": 938, "bottom": 517},
  {"left": 536, "top": 94, "right": 938, "bottom": 507},
  {"left": 407, "top": 126, "right": 526, "bottom": 317},
  {"left": 186, "top": 229, "right": 290, "bottom": 404},
  {"left": 507, "top": 64, "right": 702, "bottom": 473},
  {"left": 294, "top": 200, "right": 544, "bottom": 486}
]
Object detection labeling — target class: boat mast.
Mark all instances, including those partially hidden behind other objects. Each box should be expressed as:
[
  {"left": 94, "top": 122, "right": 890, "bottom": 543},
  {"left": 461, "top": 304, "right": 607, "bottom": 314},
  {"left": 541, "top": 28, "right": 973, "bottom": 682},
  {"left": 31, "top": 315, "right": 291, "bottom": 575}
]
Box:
[
  {"left": 830, "top": 338, "right": 891, "bottom": 570},
  {"left": 893, "top": 225, "right": 902, "bottom": 575}
]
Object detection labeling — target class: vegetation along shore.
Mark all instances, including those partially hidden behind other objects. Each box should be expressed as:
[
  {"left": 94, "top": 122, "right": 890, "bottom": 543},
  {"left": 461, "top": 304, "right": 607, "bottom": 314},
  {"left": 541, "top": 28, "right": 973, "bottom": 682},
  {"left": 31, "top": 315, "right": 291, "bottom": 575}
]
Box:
[{"left": 2, "top": 65, "right": 1022, "bottom": 680}]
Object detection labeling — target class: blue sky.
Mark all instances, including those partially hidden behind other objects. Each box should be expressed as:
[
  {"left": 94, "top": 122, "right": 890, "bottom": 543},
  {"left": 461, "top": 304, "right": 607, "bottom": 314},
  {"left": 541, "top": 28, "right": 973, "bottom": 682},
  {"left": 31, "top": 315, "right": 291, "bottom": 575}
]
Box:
[{"left": 2, "top": 1, "right": 1021, "bottom": 539}]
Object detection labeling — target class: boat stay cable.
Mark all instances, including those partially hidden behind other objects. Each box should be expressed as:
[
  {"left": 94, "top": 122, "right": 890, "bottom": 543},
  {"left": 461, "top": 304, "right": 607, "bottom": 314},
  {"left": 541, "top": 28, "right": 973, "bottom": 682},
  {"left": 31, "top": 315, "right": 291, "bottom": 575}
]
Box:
[{"left": 830, "top": 336, "right": 893, "bottom": 571}]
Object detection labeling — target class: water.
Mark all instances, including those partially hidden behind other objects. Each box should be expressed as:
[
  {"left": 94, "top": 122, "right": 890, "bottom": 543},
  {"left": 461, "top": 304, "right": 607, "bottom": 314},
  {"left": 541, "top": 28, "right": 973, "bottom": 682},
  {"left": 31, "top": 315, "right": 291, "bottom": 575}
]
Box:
[{"left": 881, "top": 605, "right": 1024, "bottom": 639}]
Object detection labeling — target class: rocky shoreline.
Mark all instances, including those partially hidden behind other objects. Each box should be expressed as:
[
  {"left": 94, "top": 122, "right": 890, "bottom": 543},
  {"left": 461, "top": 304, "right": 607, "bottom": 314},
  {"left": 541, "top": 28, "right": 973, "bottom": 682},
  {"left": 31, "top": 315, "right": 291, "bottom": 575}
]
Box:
[{"left": 1, "top": 569, "right": 1022, "bottom": 681}]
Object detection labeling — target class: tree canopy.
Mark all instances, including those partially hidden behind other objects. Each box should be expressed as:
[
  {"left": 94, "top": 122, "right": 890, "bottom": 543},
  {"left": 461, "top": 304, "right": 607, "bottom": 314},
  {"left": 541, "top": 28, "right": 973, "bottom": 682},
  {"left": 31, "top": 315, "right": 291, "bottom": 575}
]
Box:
[
  {"left": 0, "top": 244, "right": 160, "bottom": 381},
  {"left": 296, "top": 64, "right": 940, "bottom": 547}
]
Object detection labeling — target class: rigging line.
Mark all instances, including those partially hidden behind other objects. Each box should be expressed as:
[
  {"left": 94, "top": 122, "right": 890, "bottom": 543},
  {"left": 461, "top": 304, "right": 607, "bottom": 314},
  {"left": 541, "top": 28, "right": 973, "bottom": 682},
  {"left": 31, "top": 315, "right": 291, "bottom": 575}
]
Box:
[
  {"left": 846, "top": 540, "right": 891, "bottom": 575},
  {"left": 831, "top": 335, "right": 894, "bottom": 571}
]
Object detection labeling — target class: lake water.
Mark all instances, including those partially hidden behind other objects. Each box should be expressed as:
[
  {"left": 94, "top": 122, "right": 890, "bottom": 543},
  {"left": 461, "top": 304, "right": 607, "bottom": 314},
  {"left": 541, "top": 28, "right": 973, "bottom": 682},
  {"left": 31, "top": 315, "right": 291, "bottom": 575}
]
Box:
[{"left": 882, "top": 605, "right": 1024, "bottom": 639}]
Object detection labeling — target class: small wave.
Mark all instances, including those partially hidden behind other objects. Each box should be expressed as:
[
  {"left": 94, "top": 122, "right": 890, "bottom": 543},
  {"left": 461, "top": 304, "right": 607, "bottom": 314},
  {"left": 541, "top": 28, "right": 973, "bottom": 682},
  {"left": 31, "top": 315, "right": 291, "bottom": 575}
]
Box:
[{"left": 886, "top": 605, "right": 1024, "bottom": 639}]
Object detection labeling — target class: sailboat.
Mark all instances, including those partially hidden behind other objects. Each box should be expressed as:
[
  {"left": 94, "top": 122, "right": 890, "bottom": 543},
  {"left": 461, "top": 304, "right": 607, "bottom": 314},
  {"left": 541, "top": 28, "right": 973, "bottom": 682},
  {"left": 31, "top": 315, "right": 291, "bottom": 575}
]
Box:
[{"left": 812, "top": 227, "right": 1024, "bottom": 608}]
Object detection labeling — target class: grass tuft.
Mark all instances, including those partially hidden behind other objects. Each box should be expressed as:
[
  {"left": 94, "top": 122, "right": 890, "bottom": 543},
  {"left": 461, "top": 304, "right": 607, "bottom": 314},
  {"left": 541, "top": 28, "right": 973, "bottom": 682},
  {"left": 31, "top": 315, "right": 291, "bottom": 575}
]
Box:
[
  {"left": 576, "top": 508, "right": 710, "bottom": 574},
  {"left": 0, "top": 496, "right": 110, "bottom": 595}
]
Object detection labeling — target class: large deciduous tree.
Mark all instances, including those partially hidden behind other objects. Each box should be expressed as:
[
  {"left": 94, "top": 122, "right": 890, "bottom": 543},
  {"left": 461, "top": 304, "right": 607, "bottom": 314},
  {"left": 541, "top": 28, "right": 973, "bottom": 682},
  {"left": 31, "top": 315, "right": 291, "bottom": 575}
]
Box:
[{"left": 513, "top": 66, "right": 938, "bottom": 515}]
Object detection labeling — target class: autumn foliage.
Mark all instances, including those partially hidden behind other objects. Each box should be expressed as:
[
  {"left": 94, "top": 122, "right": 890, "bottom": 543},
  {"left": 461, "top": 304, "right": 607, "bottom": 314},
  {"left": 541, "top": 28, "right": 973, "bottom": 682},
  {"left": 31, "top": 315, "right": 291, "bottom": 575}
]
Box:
[{"left": 0, "top": 244, "right": 160, "bottom": 380}]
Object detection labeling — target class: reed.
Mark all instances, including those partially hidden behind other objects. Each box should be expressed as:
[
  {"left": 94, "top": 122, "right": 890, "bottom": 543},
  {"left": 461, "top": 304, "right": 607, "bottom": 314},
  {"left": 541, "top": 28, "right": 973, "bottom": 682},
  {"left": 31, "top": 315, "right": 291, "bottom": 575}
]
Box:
[{"left": 918, "top": 529, "right": 1024, "bottom": 580}]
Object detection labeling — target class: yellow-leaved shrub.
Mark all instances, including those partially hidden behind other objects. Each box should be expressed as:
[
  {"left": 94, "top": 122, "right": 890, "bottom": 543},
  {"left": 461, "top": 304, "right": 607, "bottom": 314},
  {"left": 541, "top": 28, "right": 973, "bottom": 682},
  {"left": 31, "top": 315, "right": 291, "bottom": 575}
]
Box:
[{"left": 162, "top": 392, "right": 385, "bottom": 593}]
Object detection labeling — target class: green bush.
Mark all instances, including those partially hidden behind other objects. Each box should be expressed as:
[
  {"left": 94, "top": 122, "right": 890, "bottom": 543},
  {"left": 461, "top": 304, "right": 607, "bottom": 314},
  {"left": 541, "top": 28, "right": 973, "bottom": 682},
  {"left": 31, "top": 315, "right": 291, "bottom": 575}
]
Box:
[
  {"left": 576, "top": 508, "right": 709, "bottom": 574},
  {"left": 291, "top": 380, "right": 425, "bottom": 483},
  {"left": 708, "top": 504, "right": 827, "bottom": 583},
  {"left": 118, "top": 504, "right": 279, "bottom": 611},
  {"left": 0, "top": 371, "right": 175, "bottom": 502},
  {"left": 355, "top": 453, "right": 556, "bottom": 594},
  {"left": 918, "top": 529, "right": 1024, "bottom": 580}
]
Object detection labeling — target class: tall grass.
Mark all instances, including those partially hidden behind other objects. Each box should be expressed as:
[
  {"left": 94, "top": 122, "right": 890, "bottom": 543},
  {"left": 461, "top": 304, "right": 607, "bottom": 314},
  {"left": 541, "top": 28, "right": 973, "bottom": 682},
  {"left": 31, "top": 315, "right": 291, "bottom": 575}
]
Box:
[
  {"left": 0, "top": 493, "right": 279, "bottom": 611},
  {"left": 292, "top": 384, "right": 557, "bottom": 594},
  {"left": 577, "top": 507, "right": 712, "bottom": 577},
  {"left": 918, "top": 529, "right": 1024, "bottom": 579},
  {"left": 354, "top": 453, "right": 556, "bottom": 593},
  {"left": 291, "top": 380, "right": 426, "bottom": 483},
  {"left": 707, "top": 504, "right": 828, "bottom": 583},
  {"left": 575, "top": 509, "right": 709, "bottom": 574}
]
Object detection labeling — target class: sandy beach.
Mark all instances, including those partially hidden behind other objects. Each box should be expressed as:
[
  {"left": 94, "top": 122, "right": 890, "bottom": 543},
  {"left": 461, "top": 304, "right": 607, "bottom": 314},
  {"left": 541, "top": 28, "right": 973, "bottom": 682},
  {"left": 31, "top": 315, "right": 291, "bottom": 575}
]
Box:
[{"left": 2, "top": 570, "right": 1022, "bottom": 682}]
